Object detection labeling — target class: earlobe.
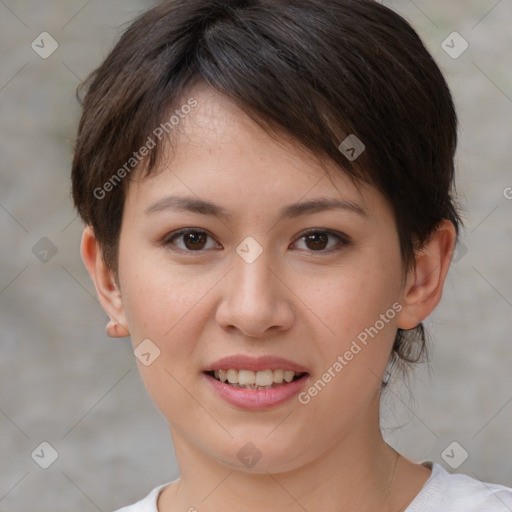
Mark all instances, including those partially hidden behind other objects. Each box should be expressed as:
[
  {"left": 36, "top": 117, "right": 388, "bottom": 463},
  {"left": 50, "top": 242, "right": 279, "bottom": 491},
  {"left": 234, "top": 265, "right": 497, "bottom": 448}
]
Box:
[
  {"left": 397, "top": 220, "right": 457, "bottom": 330},
  {"left": 106, "top": 319, "right": 130, "bottom": 338},
  {"left": 80, "top": 226, "right": 130, "bottom": 338}
]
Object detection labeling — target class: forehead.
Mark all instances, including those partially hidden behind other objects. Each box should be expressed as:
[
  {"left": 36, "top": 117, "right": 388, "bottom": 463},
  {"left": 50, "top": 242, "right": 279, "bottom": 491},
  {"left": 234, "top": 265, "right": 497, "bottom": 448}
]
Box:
[
  {"left": 169, "top": 84, "right": 329, "bottom": 180},
  {"left": 124, "top": 84, "right": 389, "bottom": 222}
]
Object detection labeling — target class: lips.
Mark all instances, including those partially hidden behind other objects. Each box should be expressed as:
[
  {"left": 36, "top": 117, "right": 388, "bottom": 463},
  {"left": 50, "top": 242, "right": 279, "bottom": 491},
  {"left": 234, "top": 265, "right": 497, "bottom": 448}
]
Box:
[
  {"left": 203, "top": 354, "right": 310, "bottom": 374},
  {"left": 202, "top": 354, "right": 310, "bottom": 408},
  {"left": 203, "top": 371, "right": 310, "bottom": 409}
]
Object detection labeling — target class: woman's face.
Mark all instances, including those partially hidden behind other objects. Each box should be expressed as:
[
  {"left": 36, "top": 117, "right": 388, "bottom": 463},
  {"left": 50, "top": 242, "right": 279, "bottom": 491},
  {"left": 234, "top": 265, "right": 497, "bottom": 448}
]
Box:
[{"left": 116, "top": 84, "right": 407, "bottom": 472}]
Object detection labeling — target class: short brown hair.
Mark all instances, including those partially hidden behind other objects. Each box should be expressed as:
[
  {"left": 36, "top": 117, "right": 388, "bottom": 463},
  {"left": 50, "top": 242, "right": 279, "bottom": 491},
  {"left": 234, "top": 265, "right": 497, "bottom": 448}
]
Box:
[{"left": 71, "top": 0, "right": 462, "bottom": 378}]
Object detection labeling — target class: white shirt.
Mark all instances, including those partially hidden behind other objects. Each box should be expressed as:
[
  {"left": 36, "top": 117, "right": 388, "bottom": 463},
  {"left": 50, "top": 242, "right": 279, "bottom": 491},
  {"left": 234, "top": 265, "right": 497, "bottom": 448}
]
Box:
[{"left": 112, "top": 461, "right": 512, "bottom": 511}]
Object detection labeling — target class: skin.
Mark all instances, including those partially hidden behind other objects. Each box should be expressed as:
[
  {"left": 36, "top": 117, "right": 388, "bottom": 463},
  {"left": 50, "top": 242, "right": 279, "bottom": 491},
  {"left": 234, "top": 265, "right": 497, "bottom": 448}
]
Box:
[{"left": 81, "top": 83, "right": 456, "bottom": 512}]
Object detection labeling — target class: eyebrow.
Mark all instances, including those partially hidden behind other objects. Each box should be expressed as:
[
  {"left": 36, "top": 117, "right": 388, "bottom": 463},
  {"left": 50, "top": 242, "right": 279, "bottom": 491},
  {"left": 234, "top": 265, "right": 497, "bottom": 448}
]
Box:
[{"left": 144, "top": 195, "right": 368, "bottom": 220}]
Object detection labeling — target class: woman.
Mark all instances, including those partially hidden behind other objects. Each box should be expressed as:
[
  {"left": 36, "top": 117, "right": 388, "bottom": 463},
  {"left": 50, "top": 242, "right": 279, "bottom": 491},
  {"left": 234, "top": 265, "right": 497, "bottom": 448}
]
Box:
[{"left": 71, "top": 1, "right": 512, "bottom": 510}]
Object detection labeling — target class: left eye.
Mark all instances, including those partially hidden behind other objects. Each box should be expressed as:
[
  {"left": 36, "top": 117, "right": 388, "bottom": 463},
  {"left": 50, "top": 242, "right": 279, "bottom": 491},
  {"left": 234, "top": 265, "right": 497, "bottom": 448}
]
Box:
[{"left": 292, "top": 230, "right": 348, "bottom": 252}]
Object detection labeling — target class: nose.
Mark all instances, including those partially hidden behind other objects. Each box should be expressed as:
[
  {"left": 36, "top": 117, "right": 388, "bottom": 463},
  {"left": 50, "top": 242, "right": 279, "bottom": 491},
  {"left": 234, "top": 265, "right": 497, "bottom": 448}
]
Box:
[{"left": 215, "top": 246, "right": 296, "bottom": 338}]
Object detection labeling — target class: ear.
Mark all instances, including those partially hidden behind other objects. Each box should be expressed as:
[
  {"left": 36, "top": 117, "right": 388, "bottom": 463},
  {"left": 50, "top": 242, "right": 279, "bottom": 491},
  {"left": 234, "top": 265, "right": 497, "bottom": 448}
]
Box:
[
  {"left": 80, "top": 226, "right": 130, "bottom": 338},
  {"left": 397, "top": 220, "right": 457, "bottom": 330}
]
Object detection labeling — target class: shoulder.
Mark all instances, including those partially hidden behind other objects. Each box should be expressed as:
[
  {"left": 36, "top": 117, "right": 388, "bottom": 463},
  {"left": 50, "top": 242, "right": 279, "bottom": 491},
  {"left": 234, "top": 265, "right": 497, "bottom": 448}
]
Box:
[
  {"left": 111, "top": 481, "right": 173, "bottom": 512},
  {"left": 408, "top": 462, "right": 512, "bottom": 512}
]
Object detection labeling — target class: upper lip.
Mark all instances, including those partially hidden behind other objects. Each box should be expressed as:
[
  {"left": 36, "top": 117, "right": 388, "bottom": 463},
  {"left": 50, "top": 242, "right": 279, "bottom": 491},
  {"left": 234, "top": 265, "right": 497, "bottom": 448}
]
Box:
[{"left": 204, "top": 354, "right": 309, "bottom": 373}]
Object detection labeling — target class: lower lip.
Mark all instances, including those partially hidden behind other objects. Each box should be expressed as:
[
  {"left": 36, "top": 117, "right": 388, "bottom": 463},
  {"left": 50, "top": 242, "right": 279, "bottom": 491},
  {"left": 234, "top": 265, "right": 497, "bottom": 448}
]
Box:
[{"left": 203, "top": 372, "right": 309, "bottom": 410}]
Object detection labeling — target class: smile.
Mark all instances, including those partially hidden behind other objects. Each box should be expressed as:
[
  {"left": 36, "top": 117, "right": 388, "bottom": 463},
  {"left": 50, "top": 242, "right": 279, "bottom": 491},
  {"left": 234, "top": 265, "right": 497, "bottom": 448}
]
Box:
[
  {"left": 203, "top": 370, "right": 309, "bottom": 410},
  {"left": 206, "top": 369, "right": 306, "bottom": 390}
]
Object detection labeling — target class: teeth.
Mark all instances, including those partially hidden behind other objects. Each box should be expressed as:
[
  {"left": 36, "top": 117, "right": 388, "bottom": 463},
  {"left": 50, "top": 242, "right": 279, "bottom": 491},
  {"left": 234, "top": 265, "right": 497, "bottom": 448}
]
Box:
[
  {"left": 214, "top": 370, "right": 228, "bottom": 382},
  {"left": 284, "top": 370, "right": 295, "bottom": 383},
  {"left": 254, "top": 369, "right": 272, "bottom": 386},
  {"left": 239, "top": 369, "right": 256, "bottom": 386},
  {"left": 227, "top": 369, "right": 238, "bottom": 384},
  {"left": 273, "top": 369, "right": 284, "bottom": 383},
  {"left": 210, "top": 368, "right": 304, "bottom": 387}
]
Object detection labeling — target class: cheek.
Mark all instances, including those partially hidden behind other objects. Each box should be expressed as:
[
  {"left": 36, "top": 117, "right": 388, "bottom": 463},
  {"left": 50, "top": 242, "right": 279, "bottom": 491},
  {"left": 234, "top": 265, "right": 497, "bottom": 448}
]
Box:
[
  {"left": 305, "top": 256, "right": 402, "bottom": 344},
  {"left": 118, "top": 249, "right": 238, "bottom": 415},
  {"left": 118, "top": 257, "right": 213, "bottom": 418},
  {"left": 295, "top": 281, "right": 399, "bottom": 429},
  {"left": 119, "top": 235, "right": 201, "bottom": 332},
  {"left": 122, "top": 267, "right": 209, "bottom": 347},
  {"left": 298, "top": 247, "right": 403, "bottom": 403}
]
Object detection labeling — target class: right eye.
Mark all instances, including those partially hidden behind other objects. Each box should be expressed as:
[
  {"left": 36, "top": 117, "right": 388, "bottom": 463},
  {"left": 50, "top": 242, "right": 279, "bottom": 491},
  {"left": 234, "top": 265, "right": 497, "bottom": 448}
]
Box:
[{"left": 162, "top": 229, "right": 222, "bottom": 252}]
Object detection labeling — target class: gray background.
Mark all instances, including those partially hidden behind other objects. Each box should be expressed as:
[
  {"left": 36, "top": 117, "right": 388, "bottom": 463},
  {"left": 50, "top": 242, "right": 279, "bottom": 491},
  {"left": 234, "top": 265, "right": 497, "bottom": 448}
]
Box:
[{"left": 0, "top": 1, "right": 511, "bottom": 510}]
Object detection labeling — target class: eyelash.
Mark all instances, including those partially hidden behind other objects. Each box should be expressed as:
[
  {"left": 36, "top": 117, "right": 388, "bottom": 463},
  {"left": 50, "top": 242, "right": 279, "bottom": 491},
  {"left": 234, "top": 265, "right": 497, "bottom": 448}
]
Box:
[{"left": 161, "top": 228, "right": 351, "bottom": 255}]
